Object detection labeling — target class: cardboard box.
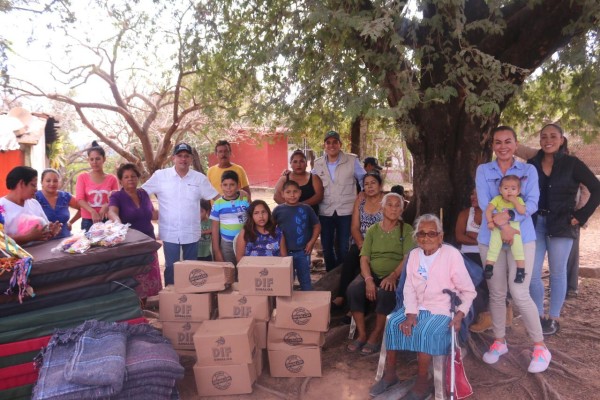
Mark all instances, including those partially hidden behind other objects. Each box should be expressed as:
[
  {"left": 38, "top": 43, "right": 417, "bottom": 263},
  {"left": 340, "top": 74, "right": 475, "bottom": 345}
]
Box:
[
  {"left": 268, "top": 347, "right": 322, "bottom": 377},
  {"left": 237, "top": 256, "right": 293, "bottom": 296},
  {"left": 174, "top": 260, "right": 235, "bottom": 293},
  {"left": 267, "top": 319, "right": 325, "bottom": 350},
  {"left": 254, "top": 320, "right": 268, "bottom": 350},
  {"left": 193, "top": 345, "right": 261, "bottom": 396},
  {"left": 193, "top": 363, "right": 256, "bottom": 396},
  {"left": 159, "top": 286, "right": 212, "bottom": 322},
  {"left": 273, "top": 291, "right": 331, "bottom": 332},
  {"left": 218, "top": 289, "right": 271, "bottom": 321},
  {"left": 254, "top": 348, "right": 264, "bottom": 377},
  {"left": 161, "top": 321, "right": 203, "bottom": 350},
  {"left": 193, "top": 318, "right": 256, "bottom": 365}
]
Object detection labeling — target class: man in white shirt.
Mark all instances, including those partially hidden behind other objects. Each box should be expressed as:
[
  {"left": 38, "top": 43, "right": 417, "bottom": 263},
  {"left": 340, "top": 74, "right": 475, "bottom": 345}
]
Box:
[{"left": 142, "top": 142, "right": 219, "bottom": 285}]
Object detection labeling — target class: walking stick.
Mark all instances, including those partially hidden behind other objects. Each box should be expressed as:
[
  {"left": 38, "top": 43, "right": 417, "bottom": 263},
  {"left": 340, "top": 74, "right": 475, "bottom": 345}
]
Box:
[{"left": 443, "top": 289, "right": 462, "bottom": 400}]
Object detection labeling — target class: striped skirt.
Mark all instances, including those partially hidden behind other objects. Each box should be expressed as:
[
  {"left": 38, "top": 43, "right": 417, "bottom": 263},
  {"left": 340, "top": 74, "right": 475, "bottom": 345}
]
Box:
[{"left": 385, "top": 307, "right": 451, "bottom": 356}]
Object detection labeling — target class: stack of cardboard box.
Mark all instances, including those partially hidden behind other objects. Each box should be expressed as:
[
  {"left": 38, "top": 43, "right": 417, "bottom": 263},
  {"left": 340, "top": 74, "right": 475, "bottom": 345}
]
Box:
[
  {"left": 267, "top": 291, "right": 331, "bottom": 377},
  {"left": 161, "top": 256, "right": 331, "bottom": 395},
  {"left": 193, "top": 318, "right": 261, "bottom": 396},
  {"left": 159, "top": 260, "right": 235, "bottom": 350},
  {"left": 235, "top": 255, "right": 295, "bottom": 354},
  {"left": 217, "top": 285, "right": 272, "bottom": 351}
]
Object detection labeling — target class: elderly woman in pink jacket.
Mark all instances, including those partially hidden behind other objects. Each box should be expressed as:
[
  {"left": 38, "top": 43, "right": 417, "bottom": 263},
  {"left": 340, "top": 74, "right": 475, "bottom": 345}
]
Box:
[{"left": 370, "top": 214, "right": 477, "bottom": 400}]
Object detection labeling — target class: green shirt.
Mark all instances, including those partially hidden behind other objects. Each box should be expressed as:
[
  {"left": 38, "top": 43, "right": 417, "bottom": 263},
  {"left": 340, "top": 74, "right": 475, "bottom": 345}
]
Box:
[
  {"left": 198, "top": 218, "right": 212, "bottom": 258},
  {"left": 360, "top": 222, "right": 415, "bottom": 279}
]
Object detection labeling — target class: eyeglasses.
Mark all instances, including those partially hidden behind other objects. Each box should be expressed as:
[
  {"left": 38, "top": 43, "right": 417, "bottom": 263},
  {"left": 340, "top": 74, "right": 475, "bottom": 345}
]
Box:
[{"left": 416, "top": 231, "right": 440, "bottom": 238}]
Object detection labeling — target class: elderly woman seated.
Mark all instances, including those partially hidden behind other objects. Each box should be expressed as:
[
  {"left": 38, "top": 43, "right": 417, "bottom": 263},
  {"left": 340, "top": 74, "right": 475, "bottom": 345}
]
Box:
[
  {"left": 346, "top": 192, "right": 414, "bottom": 355},
  {"left": 370, "top": 214, "right": 476, "bottom": 400}
]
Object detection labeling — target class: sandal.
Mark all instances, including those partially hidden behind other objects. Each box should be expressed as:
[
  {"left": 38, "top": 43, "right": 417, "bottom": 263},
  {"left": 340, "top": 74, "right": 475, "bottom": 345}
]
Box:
[
  {"left": 360, "top": 342, "right": 381, "bottom": 355},
  {"left": 346, "top": 339, "right": 366, "bottom": 353}
]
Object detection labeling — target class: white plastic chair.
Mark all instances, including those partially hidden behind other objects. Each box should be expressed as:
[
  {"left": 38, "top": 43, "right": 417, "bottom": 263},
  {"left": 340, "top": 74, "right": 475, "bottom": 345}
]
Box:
[{"left": 374, "top": 315, "right": 448, "bottom": 400}]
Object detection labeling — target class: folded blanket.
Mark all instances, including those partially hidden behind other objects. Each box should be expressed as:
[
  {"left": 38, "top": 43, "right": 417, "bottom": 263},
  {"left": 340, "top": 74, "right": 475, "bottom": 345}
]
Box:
[
  {"left": 32, "top": 332, "right": 116, "bottom": 400},
  {"left": 32, "top": 321, "right": 183, "bottom": 400},
  {"left": 109, "top": 384, "right": 176, "bottom": 399},
  {"left": 124, "top": 334, "right": 184, "bottom": 380},
  {"left": 63, "top": 322, "right": 128, "bottom": 392}
]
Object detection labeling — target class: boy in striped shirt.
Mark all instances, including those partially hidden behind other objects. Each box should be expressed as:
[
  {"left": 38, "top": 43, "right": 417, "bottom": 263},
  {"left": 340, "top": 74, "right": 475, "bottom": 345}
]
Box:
[{"left": 210, "top": 170, "right": 250, "bottom": 265}]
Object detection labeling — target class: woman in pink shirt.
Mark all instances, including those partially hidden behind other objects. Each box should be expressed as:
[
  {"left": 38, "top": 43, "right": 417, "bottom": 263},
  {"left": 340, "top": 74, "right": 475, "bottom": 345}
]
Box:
[
  {"left": 370, "top": 214, "right": 476, "bottom": 399},
  {"left": 76, "top": 141, "right": 118, "bottom": 231}
]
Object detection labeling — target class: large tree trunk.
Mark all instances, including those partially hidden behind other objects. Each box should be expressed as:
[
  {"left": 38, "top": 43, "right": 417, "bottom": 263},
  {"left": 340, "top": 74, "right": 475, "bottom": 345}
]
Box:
[
  {"left": 405, "top": 104, "right": 494, "bottom": 233},
  {"left": 350, "top": 115, "right": 363, "bottom": 158}
]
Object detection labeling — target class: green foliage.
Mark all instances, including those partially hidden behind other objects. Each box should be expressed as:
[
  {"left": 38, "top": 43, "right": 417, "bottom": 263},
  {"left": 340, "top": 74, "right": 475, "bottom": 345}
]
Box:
[{"left": 503, "top": 30, "right": 600, "bottom": 141}]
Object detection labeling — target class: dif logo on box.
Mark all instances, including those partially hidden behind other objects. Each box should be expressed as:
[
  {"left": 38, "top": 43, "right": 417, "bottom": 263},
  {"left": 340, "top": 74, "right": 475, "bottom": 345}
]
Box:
[
  {"left": 173, "top": 294, "right": 192, "bottom": 319},
  {"left": 212, "top": 336, "right": 233, "bottom": 362},
  {"left": 255, "top": 268, "right": 274, "bottom": 292},
  {"left": 234, "top": 296, "right": 252, "bottom": 318},
  {"left": 178, "top": 322, "right": 194, "bottom": 346},
  {"left": 189, "top": 269, "right": 209, "bottom": 287}
]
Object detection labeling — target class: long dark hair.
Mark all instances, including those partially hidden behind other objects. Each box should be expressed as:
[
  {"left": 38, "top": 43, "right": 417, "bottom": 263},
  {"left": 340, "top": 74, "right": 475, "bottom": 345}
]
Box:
[
  {"left": 243, "top": 200, "right": 276, "bottom": 243},
  {"left": 541, "top": 123, "right": 568, "bottom": 153}
]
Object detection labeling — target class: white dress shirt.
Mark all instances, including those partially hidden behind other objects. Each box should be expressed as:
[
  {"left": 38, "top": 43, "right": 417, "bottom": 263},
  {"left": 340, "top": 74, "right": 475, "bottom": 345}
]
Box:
[{"left": 142, "top": 167, "right": 218, "bottom": 244}]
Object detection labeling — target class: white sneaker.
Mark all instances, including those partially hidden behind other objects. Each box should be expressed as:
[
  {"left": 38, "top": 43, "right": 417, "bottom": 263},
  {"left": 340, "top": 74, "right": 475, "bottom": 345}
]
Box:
[
  {"left": 528, "top": 345, "right": 551, "bottom": 373},
  {"left": 483, "top": 340, "right": 508, "bottom": 364}
]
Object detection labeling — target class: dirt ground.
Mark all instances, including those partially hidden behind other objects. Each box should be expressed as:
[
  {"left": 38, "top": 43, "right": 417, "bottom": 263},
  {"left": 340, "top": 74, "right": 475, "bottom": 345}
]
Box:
[{"left": 158, "top": 197, "right": 600, "bottom": 400}]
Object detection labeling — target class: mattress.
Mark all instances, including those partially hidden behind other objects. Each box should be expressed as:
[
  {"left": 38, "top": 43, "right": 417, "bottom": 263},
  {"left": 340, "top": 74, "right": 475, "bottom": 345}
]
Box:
[
  {"left": 0, "top": 229, "right": 159, "bottom": 292},
  {"left": 0, "top": 277, "right": 139, "bottom": 317},
  {"left": 0, "top": 289, "right": 142, "bottom": 344}
]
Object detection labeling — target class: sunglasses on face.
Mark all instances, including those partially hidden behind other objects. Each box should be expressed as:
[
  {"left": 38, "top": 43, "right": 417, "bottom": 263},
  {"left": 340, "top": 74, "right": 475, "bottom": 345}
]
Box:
[{"left": 416, "top": 231, "right": 440, "bottom": 238}]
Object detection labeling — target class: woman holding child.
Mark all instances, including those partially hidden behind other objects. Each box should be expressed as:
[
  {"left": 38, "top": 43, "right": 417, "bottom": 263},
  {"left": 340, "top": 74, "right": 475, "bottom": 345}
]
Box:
[
  {"left": 527, "top": 124, "right": 600, "bottom": 335},
  {"left": 475, "top": 126, "right": 550, "bottom": 373},
  {"left": 346, "top": 192, "right": 413, "bottom": 355}
]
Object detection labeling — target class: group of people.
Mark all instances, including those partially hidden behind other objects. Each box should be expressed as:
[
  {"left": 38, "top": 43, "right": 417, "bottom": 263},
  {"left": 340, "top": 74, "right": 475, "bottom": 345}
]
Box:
[{"left": 1, "top": 124, "right": 598, "bottom": 399}]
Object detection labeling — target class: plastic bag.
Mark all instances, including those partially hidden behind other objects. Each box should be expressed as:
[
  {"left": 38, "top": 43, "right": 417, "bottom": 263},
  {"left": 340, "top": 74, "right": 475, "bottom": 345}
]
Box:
[{"left": 52, "top": 235, "right": 91, "bottom": 254}]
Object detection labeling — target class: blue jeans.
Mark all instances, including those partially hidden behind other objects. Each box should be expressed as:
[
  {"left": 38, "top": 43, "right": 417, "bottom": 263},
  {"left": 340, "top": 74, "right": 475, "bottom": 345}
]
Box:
[
  {"left": 163, "top": 241, "right": 199, "bottom": 285},
  {"left": 289, "top": 250, "right": 312, "bottom": 291},
  {"left": 529, "top": 216, "right": 573, "bottom": 319},
  {"left": 319, "top": 212, "right": 352, "bottom": 272}
]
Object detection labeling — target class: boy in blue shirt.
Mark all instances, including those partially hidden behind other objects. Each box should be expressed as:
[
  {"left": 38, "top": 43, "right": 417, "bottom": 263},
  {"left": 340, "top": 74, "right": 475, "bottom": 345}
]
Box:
[
  {"left": 273, "top": 180, "right": 321, "bottom": 290},
  {"left": 210, "top": 170, "right": 249, "bottom": 265}
]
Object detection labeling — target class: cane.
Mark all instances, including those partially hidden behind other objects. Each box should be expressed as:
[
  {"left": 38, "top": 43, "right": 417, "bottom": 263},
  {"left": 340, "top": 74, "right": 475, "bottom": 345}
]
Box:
[{"left": 443, "top": 289, "right": 462, "bottom": 400}]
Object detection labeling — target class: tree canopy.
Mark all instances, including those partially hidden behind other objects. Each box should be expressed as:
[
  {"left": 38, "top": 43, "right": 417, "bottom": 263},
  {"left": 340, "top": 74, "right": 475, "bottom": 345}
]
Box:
[{"left": 202, "top": 0, "right": 599, "bottom": 227}]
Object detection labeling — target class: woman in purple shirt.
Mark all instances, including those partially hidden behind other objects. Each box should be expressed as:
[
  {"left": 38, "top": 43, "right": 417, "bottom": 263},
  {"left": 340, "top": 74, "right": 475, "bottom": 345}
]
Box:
[{"left": 108, "top": 163, "right": 161, "bottom": 300}]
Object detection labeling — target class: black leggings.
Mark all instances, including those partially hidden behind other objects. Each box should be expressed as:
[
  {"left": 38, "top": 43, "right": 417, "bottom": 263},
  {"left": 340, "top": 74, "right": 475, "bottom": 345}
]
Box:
[{"left": 337, "top": 244, "right": 362, "bottom": 300}]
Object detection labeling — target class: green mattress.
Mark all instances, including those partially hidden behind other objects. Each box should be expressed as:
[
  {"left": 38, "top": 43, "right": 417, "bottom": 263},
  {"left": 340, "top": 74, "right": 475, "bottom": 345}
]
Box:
[{"left": 0, "top": 289, "right": 142, "bottom": 344}]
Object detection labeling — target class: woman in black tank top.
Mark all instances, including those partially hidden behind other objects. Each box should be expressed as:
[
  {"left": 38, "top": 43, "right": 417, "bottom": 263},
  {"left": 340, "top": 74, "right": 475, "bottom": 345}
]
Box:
[{"left": 273, "top": 150, "right": 323, "bottom": 215}]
